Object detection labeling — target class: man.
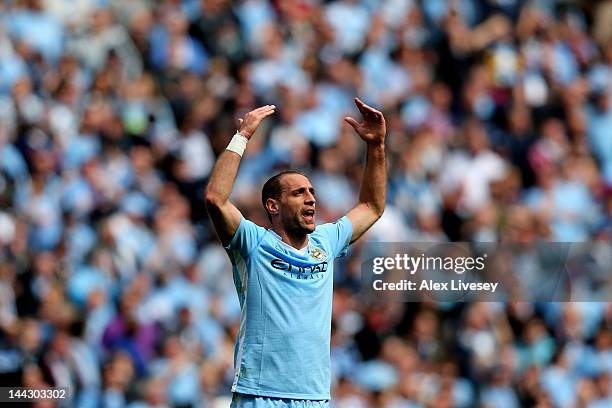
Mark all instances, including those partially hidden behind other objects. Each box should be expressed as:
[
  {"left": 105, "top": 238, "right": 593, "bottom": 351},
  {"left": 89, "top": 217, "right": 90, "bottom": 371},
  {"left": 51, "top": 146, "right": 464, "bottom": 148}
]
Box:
[{"left": 205, "top": 98, "right": 386, "bottom": 407}]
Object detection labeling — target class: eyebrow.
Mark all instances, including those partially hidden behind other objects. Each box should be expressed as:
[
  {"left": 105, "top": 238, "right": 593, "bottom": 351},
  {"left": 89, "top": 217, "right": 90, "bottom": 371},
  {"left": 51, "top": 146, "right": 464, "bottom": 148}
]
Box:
[{"left": 288, "top": 187, "right": 316, "bottom": 194}]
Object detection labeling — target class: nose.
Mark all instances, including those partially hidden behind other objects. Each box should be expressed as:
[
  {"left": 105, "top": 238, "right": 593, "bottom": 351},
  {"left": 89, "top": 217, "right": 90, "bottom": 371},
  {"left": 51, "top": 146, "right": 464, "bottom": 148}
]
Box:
[{"left": 305, "top": 191, "right": 316, "bottom": 205}]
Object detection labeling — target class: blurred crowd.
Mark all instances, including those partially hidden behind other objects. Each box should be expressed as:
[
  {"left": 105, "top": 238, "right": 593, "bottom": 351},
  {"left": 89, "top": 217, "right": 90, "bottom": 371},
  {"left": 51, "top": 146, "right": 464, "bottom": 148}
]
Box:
[{"left": 0, "top": 0, "right": 611, "bottom": 407}]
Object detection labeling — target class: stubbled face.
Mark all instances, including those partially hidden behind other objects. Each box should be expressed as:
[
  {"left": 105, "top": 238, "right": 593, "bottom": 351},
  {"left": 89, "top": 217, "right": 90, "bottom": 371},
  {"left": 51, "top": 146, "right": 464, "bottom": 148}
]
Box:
[{"left": 271, "top": 174, "right": 316, "bottom": 235}]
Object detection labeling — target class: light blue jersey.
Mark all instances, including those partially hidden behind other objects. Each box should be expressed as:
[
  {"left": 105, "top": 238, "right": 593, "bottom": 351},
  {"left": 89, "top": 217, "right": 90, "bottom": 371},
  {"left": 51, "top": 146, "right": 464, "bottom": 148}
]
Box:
[{"left": 225, "top": 216, "right": 353, "bottom": 400}]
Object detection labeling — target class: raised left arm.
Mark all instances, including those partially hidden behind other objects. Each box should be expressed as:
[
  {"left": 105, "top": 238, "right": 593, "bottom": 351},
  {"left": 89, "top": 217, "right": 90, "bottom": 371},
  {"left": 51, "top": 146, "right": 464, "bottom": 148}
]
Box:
[{"left": 344, "top": 98, "right": 387, "bottom": 243}]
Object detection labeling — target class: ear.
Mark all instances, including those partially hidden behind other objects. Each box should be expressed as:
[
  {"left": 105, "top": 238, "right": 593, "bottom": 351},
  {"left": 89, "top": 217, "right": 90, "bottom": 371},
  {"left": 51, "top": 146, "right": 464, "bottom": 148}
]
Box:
[{"left": 266, "top": 198, "right": 279, "bottom": 217}]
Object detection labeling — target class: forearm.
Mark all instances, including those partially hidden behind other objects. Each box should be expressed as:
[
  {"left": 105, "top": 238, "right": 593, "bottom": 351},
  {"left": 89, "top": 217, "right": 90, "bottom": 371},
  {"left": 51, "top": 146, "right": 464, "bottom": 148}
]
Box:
[
  {"left": 205, "top": 150, "right": 241, "bottom": 204},
  {"left": 358, "top": 143, "right": 386, "bottom": 216},
  {"left": 205, "top": 149, "right": 243, "bottom": 245}
]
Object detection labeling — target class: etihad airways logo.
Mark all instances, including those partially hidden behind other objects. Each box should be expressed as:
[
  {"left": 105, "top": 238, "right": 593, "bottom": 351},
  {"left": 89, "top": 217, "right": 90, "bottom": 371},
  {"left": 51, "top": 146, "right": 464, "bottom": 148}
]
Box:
[{"left": 270, "top": 259, "right": 328, "bottom": 279}]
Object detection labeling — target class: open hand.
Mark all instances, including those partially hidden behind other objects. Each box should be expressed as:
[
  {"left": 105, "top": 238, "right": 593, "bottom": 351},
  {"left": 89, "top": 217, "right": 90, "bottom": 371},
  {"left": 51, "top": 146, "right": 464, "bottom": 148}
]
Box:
[
  {"left": 344, "top": 98, "right": 386, "bottom": 146},
  {"left": 238, "top": 105, "right": 276, "bottom": 139}
]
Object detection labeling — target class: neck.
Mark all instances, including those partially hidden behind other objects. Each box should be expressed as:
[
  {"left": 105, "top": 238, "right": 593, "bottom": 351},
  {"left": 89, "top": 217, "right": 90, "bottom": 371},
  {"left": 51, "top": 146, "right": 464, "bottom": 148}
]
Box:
[{"left": 271, "top": 227, "right": 308, "bottom": 250}]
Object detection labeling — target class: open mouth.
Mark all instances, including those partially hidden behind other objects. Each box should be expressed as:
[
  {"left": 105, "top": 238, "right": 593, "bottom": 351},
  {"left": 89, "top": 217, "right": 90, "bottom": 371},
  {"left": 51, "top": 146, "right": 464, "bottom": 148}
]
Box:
[{"left": 302, "top": 209, "right": 315, "bottom": 223}]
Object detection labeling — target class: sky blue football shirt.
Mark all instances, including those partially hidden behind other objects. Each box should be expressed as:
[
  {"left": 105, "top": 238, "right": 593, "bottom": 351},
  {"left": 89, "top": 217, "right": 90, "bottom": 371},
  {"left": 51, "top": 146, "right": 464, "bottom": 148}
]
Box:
[{"left": 225, "top": 215, "right": 353, "bottom": 400}]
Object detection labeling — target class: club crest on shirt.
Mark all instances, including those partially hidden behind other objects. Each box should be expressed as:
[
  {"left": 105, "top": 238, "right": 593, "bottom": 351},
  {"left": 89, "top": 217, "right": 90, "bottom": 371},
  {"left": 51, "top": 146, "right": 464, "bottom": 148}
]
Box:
[{"left": 310, "top": 247, "right": 327, "bottom": 261}]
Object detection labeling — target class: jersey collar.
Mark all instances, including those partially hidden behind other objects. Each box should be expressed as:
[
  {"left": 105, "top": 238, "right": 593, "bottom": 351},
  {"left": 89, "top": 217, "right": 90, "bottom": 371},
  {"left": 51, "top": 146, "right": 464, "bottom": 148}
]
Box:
[{"left": 268, "top": 229, "right": 309, "bottom": 253}]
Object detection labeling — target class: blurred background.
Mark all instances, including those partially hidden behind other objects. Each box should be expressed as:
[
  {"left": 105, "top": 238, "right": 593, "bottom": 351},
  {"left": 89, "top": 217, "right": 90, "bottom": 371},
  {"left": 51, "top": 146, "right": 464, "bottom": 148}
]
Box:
[{"left": 0, "top": 0, "right": 611, "bottom": 406}]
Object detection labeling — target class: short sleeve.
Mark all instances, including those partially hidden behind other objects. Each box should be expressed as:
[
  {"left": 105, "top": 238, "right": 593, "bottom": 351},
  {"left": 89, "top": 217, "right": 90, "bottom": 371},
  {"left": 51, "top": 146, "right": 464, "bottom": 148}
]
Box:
[
  {"left": 314, "top": 216, "right": 353, "bottom": 258},
  {"left": 224, "top": 217, "right": 267, "bottom": 258}
]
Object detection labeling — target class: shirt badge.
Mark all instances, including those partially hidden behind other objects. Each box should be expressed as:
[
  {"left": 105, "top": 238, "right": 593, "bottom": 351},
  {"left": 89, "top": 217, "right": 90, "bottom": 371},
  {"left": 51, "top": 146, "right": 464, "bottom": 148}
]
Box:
[{"left": 310, "top": 247, "right": 327, "bottom": 261}]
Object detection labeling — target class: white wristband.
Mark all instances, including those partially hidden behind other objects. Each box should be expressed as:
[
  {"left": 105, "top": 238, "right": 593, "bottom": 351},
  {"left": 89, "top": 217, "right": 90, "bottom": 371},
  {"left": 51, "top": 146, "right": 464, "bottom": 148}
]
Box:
[{"left": 226, "top": 132, "right": 249, "bottom": 157}]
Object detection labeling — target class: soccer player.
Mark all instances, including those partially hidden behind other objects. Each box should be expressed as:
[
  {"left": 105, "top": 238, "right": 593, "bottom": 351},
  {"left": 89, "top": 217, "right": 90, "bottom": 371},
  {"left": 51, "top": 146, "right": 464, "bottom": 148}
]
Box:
[{"left": 205, "top": 98, "right": 386, "bottom": 407}]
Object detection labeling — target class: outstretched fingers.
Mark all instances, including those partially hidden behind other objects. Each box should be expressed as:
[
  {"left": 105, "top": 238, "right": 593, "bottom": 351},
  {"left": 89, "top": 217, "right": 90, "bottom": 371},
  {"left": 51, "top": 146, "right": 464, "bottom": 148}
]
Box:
[
  {"left": 355, "top": 98, "right": 382, "bottom": 118},
  {"left": 238, "top": 105, "right": 276, "bottom": 138},
  {"left": 246, "top": 105, "right": 276, "bottom": 122},
  {"left": 354, "top": 98, "right": 369, "bottom": 115},
  {"left": 260, "top": 105, "right": 276, "bottom": 117},
  {"left": 348, "top": 98, "right": 386, "bottom": 144},
  {"left": 253, "top": 104, "right": 276, "bottom": 115}
]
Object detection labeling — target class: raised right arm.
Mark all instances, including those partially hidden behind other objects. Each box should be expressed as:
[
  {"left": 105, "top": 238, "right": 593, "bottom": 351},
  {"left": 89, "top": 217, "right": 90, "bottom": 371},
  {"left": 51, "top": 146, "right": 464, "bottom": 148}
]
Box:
[{"left": 204, "top": 105, "right": 275, "bottom": 245}]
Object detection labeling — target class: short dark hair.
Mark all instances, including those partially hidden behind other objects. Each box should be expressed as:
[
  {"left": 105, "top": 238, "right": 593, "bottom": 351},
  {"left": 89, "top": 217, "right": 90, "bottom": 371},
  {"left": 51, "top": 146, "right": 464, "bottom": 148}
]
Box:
[{"left": 261, "top": 170, "right": 307, "bottom": 221}]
